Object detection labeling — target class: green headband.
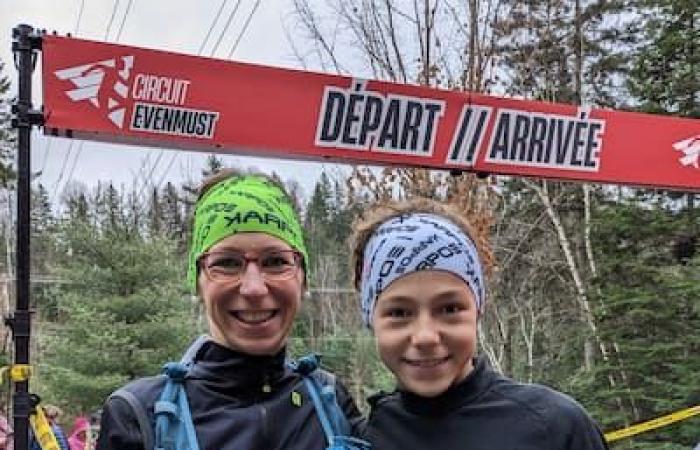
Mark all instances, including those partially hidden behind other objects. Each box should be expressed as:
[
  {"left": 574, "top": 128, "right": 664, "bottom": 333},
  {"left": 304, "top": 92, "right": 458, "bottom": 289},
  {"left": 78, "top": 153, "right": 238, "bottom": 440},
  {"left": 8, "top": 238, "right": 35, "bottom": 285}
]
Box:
[{"left": 187, "top": 175, "right": 308, "bottom": 292}]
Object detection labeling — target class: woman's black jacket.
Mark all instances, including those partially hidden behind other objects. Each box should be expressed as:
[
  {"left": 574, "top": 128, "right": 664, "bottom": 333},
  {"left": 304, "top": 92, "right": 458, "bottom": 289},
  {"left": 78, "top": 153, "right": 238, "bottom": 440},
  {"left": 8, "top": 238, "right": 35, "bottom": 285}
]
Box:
[{"left": 97, "top": 340, "right": 362, "bottom": 450}]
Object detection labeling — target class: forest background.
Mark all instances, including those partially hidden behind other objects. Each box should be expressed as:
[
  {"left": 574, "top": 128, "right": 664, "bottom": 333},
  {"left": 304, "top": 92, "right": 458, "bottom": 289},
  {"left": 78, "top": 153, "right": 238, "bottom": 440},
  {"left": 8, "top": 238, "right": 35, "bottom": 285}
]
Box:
[{"left": 0, "top": 0, "right": 699, "bottom": 448}]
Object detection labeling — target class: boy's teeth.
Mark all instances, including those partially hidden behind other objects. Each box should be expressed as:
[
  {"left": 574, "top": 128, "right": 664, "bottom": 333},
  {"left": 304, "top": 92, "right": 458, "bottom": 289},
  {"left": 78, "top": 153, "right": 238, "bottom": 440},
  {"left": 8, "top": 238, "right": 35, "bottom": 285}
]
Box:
[{"left": 409, "top": 357, "right": 447, "bottom": 367}]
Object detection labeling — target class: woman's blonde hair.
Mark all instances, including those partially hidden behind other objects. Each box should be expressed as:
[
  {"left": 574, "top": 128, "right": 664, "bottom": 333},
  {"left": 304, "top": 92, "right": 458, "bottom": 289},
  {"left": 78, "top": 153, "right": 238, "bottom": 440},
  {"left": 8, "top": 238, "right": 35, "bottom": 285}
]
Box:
[{"left": 349, "top": 197, "right": 494, "bottom": 290}]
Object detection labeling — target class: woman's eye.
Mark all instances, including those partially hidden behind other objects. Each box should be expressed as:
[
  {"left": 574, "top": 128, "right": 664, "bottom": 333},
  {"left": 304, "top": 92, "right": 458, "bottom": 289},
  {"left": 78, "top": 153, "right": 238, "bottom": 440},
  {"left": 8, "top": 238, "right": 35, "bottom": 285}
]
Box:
[
  {"left": 211, "top": 256, "right": 244, "bottom": 270},
  {"left": 261, "top": 254, "right": 291, "bottom": 268}
]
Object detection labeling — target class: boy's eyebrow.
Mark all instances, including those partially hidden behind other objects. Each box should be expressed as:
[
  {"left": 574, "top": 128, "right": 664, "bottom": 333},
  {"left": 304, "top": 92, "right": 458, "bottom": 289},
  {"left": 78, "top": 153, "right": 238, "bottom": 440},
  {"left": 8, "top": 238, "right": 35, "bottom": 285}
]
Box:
[
  {"left": 377, "top": 295, "right": 414, "bottom": 306},
  {"left": 379, "top": 288, "right": 471, "bottom": 305},
  {"left": 432, "top": 289, "right": 470, "bottom": 301}
]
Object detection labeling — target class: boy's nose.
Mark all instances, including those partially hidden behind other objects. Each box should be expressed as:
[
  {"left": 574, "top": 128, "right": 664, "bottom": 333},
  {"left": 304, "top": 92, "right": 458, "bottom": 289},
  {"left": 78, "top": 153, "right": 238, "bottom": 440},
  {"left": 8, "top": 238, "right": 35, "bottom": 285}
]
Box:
[{"left": 411, "top": 316, "right": 440, "bottom": 346}]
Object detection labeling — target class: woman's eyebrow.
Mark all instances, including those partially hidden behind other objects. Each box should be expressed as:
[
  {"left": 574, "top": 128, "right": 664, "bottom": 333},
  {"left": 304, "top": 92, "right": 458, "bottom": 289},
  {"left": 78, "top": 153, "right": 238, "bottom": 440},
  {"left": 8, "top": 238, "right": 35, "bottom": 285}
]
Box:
[{"left": 211, "top": 245, "right": 289, "bottom": 253}]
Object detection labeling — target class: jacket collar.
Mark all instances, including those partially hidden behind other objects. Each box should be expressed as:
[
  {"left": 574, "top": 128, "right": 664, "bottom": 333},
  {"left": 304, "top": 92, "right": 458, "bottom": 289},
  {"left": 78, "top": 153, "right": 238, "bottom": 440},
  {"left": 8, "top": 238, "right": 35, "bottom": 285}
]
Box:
[
  {"left": 187, "top": 339, "right": 288, "bottom": 397},
  {"left": 397, "top": 356, "right": 494, "bottom": 416}
]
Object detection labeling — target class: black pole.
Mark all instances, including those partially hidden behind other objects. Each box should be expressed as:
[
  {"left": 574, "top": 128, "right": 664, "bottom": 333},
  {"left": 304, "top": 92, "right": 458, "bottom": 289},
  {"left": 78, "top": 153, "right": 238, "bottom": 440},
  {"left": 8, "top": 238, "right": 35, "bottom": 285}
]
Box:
[{"left": 10, "top": 24, "right": 42, "bottom": 450}]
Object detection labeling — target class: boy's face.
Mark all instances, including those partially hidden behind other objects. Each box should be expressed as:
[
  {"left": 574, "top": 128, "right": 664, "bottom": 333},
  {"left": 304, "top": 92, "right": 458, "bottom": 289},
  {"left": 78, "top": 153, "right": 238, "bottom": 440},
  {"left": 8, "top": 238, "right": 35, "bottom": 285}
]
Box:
[{"left": 372, "top": 270, "right": 478, "bottom": 398}]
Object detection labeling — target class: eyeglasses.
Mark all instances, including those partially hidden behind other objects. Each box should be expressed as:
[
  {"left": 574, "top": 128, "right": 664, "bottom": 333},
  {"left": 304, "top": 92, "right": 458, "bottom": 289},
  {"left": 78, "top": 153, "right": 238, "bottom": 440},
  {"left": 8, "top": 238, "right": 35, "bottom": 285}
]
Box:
[{"left": 197, "top": 249, "right": 302, "bottom": 283}]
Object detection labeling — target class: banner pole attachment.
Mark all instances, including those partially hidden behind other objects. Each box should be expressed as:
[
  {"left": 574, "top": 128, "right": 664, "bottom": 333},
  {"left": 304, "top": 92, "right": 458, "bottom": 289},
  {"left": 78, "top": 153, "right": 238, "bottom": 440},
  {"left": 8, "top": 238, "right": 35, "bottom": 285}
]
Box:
[{"left": 10, "top": 24, "right": 43, "bottom": 450}]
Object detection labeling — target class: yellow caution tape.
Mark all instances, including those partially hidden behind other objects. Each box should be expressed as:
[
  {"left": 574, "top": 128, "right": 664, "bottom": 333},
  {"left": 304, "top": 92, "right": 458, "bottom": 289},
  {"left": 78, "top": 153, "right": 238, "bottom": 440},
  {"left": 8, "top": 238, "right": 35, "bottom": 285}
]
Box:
[
  {"left": 29, "top": 406, "right": 62, "bottom": 450},
  {"left": 0, "top": 364, "right": 32, "bottom": 383},
  {"left": 605, "top": 404, "right": 700, "bottom": 442}
]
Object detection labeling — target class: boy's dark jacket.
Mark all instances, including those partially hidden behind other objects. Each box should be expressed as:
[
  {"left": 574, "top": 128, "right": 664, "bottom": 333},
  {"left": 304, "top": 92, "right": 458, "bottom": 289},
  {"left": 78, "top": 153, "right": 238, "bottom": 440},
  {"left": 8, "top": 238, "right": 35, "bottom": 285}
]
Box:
[
  {"left": 363, "top": 356, "right": 609, "bottom": 450},
  {"left": 97, "top": 341, "right": 362, "bottom": 450}
]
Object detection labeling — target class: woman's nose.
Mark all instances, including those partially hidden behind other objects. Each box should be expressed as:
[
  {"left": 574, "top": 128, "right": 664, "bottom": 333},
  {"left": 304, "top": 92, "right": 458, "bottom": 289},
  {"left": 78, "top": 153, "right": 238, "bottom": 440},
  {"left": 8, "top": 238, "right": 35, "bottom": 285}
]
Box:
[{"left": 238, "top": 263, "right": 269, "bottom": 296}]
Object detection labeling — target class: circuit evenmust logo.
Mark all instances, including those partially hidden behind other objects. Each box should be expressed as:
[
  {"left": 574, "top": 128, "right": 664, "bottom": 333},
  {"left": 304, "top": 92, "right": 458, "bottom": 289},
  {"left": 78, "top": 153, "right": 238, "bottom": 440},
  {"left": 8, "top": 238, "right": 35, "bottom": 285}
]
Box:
[{"left": 54, "top": 56, "right": 135, "bottom": 129}]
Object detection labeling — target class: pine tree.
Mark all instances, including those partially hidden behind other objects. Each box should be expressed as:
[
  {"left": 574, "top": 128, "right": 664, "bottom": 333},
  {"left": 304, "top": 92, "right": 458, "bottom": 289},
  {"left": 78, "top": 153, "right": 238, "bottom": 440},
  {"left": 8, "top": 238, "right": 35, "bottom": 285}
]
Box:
[
  {"left": 38, "top": 219, "right": 194, "bottom": 415},
  {"left": 31, "top": 183, "right": 56, "bottom": 275},
  {"left": 0, "top": 59, "right": 16, "bottom": 279},
  {"left": 495, "top": 0, "right": 635, "bottom": 106},
  {"left": 102, "top": 183, "right": 123, "bottom": 232},
  {"left": 628, "top": 0, "right": 699, "bottom": 118},
  {"left": 569, "top": 195, "right": 700, "bottom": 448},
  {"left": 201, "top": 155, "right": 224, "bottom": 178},
  {"left": 148, "top": 186, "right": 162, "bottom": 236},
  {"left": 304, "top": 171, "right": 333, "bottom": 260},
  {"left": 0, "top": 58, "right": 16, "bottom": 187},
  {"left": 160, "top": 181, "right": 186, "bottom": 248},
  {"left": 62, "top": 184, "right": 91, "bottom": 224},
  {"left": 496, "top": 0, "right": 578, "bottom": 102}
]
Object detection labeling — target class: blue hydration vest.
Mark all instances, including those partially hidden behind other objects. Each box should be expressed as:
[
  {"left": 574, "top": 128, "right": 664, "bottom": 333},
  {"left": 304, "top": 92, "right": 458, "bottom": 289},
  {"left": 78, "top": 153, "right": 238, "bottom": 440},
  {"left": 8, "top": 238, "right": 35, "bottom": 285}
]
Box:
[{"left": 111, "top": 336, "right": 370, "bottom": 450}]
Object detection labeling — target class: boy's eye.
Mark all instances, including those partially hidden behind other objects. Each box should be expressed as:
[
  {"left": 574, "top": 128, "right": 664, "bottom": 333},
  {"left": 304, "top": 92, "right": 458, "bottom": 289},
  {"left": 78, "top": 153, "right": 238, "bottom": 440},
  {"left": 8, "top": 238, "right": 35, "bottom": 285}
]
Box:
[
  {"left": 441, "top": 304, "right": 462, "bottom": 314},
  {"left": 386, "top": 308, "right": 410, "bottom": 319}
]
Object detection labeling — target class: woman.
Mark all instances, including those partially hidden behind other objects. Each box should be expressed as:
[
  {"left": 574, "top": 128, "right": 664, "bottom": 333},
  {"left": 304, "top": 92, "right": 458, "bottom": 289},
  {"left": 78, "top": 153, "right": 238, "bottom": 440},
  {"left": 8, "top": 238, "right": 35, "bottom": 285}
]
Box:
[
  {"left": 97, "top": 170, "right": 362, "bottom": 450},
  {"left": 351, "top": 197, "right": 608, "bottom": 450}
]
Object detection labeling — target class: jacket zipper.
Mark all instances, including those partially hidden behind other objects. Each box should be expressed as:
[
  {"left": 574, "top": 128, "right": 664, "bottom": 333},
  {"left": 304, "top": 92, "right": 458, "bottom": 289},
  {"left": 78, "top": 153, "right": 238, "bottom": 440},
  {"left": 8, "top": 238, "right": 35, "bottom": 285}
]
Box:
[{"left": 257, "top": 374, "right": 272, "bottom": 449}]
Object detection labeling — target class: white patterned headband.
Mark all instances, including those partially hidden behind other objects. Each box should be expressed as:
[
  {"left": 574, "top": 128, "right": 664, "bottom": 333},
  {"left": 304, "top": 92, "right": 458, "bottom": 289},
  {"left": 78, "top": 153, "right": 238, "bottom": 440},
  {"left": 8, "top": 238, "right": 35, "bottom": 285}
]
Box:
[{"left": 359, "top": 213, "right": 485, "bottom": 327}]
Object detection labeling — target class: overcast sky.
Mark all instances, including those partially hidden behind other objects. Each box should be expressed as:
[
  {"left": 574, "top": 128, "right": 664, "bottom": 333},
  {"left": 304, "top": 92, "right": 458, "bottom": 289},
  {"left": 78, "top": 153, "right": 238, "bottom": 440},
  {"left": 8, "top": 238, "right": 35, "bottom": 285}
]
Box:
[{"left": 1, "top": 0, "right": 341, "bottom": 205}]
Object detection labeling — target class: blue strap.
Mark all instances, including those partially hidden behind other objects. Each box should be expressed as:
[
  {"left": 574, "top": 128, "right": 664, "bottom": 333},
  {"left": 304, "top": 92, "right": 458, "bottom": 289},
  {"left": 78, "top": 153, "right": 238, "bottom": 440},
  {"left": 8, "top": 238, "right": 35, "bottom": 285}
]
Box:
[
  {"left": 151, "top": 337, "right": 209, "bottom": 450},
  {"left": 154, "top": 362, "right": 201, "bottom": 450},
  {"left": 302, "top": 375, "right": 337, "bottom": 444},
  {"left": 289, "top": 354, "right": 371, "bottom": 450},
  {"left": 179, "top": 335, "right": 209, "bottom": 365},
  {"left": 177, "top": 379, "right": 200, "bottom": 450}
]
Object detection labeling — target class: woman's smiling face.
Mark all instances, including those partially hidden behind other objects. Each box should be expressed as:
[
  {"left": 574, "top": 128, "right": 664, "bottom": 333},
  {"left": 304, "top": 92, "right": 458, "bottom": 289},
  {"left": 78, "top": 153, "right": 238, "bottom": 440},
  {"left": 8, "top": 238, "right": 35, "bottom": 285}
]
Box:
[{"left": 198, "top": 232, "right": 304, "bottom": 355}]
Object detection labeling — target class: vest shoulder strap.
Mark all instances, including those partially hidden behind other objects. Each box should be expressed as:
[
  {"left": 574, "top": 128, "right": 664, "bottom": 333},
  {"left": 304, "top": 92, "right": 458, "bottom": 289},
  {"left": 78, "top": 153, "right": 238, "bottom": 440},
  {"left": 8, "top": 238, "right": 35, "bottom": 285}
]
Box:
[{"left": 109, "top": 388, "right": 154, "bottom": 450}]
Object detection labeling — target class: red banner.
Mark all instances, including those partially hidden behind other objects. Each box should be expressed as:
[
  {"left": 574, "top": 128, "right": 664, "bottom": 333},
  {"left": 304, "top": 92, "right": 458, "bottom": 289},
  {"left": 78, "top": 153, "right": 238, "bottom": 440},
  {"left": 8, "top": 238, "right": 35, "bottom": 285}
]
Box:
[{"left": 42, "top": 35, "right": 700, "bottom": 191}]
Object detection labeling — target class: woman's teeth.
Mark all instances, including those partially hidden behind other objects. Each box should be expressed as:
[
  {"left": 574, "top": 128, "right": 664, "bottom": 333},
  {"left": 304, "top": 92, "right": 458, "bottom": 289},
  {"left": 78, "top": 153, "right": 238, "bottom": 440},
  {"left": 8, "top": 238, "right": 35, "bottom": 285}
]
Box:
[{"left": 233, "top": 310, "right": 276, "bottom": 324}]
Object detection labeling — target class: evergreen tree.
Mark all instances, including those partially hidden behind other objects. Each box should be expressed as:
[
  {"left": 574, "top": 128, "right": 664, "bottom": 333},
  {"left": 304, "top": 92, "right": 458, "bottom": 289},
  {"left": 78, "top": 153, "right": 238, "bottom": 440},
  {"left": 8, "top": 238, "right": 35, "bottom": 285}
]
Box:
[
  {"left": 497, "top": 0, "right": 579, "bottom": 102},
  {"left": 101, "top": 183, "right": 123, "bottom": 232},
  {"left": 569, "top": 194, "right": 700, "bottom": 448},
  {"left": 148, "top": 186, "right": 162, "bottom": 236},
  {"left": 0, "top": 58, "right": 15, "bottom": 187},
  {"left": 329, "top": 177, "right": 358, "bottom": 254},
  {"left": 496, "top": 0, "right": 634, "bottom": 106},
  {"left": 303, "top": 170, "right": 360, "bottom": 287},
  {"left": 304, "top": 171, "right": 333, "bottom": 261},
  {"left": 0, "top": 59, "right": 16, "bottom": 278},
  {"left": 160, "top": 181, "right": 186, "bottom": 249},
  {"left": 628, "top": 0, "right": 699, "bottom": 118},
  {"left": 627, "top": 0, "right": 698, "bottom": 228},
  {"left": 62, "top": 184, "right": 90, "bottom": 224},
  {"left": 31, "top": 183, "right": 56, "bottom": 274},
  {"left": 202, "top": 155, "right": 224, "bottom": 177},
  {"left": 38, "top": 219, "right": 194, "bottom": 415},
  {"left": 31, "top": 183, "right": 61, "bottom": 322}
]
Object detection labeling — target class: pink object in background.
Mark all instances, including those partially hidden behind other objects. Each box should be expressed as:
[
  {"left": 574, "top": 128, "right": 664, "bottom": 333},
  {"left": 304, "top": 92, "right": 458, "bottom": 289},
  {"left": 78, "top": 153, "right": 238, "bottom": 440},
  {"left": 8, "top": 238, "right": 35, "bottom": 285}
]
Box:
[{"left": 68, "top": 416, "right": 90, "bottom": 450}]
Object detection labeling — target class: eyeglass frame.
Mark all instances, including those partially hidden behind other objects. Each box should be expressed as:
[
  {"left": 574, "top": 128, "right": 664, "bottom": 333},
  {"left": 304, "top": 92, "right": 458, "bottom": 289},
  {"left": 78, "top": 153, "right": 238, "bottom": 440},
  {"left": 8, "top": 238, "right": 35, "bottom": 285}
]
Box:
[{"left": 196, "top": 248, "right": 304, "bottom": 284}]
